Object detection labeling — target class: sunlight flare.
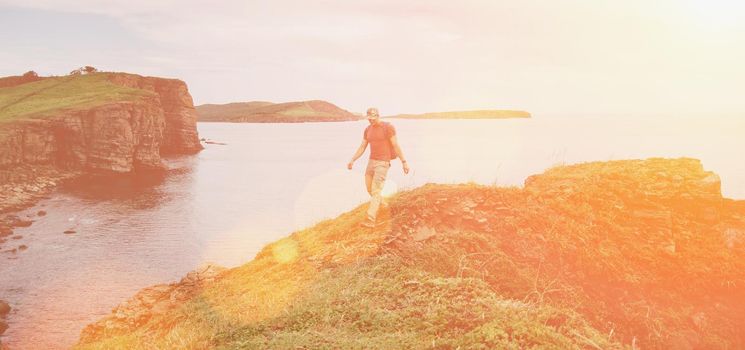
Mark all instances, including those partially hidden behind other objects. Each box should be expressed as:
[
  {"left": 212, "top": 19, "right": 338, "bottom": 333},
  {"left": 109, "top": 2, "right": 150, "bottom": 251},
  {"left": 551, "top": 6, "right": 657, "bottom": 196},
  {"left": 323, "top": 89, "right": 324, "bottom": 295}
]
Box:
[{"left": 271, "top": 238, "right": 299, "bottom": 264}]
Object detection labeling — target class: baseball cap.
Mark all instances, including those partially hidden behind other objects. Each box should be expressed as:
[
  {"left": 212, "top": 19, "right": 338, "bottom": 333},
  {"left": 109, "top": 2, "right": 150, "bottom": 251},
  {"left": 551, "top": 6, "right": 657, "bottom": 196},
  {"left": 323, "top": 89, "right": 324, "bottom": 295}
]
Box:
[{"left": 366, "top": 107, "right": 379, "bottom": 119}]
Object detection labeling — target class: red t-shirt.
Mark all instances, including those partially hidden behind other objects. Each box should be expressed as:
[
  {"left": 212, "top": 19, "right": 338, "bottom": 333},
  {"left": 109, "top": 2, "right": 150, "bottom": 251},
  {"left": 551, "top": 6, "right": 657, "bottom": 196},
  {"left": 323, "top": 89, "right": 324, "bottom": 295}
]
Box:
[{"left": 364, "top": 122, "right": 397, "bottom": 161}]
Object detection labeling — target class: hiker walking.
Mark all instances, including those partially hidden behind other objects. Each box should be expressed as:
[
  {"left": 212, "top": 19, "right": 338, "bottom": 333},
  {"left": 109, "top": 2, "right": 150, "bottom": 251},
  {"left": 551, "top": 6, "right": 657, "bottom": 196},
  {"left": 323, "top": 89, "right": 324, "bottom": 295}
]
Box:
[{"left": 347, "top": 107, "right": 410, "bottom": 227}]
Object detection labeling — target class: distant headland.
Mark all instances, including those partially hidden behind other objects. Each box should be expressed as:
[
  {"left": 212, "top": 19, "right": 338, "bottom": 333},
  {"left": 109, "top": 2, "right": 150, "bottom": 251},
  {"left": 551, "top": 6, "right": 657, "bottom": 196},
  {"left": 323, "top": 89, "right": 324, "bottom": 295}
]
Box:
[
  {"left": 196, "top": 100, "right": 358, "bottom": 123},
  {"left": 196, "top": 101, "right": 531, "bottom": 123},
  {"left": 385, "top": 110, "right": 531, "bottom": 119}
]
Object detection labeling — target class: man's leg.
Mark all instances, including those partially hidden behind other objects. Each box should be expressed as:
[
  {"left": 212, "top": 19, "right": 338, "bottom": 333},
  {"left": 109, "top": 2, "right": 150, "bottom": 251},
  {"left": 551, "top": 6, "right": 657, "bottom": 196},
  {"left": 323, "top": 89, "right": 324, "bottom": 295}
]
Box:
[
  {"left": 365, "top": 159, "right": 374, "bottom": 195},
  {"left": 366, "top": 161, "right": 390, "bottom": 221},
  {"left": 365, "top": 173, "right": 373, "bottom": 195},
  {"left": 365, "top": 172, "right": 388, "bottom": 211}
]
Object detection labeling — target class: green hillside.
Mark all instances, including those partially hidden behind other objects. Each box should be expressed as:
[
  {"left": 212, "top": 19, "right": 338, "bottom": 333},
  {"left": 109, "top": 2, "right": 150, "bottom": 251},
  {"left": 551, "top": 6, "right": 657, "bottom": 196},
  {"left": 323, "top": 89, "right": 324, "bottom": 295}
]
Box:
[
  {"left": 196, "top": 101, "right": 275, "bottom": 121},
  {"left": 0, "top": 73, "right": 152, "bottom": 123},
  {"left": 196, "top": 100, "right": 359, "bottom": 122}
]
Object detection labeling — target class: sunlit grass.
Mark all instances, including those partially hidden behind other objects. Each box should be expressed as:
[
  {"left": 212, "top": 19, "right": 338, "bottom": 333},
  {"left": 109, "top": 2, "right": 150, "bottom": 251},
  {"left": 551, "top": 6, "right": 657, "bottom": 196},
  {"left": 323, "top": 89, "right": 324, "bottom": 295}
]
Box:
[
  {"left": 211, "top": 256, "right": 621, "bottom": 349},
  {"left": 271, "top": 238, "right": 299, "bottom": 264}
]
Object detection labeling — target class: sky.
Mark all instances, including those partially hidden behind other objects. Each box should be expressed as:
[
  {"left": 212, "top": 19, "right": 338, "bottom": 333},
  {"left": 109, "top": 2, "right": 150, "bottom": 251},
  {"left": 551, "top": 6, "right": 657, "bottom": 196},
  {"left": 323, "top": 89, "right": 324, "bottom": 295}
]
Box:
[{"left": 0, "top": 0, "right": 744, "bottom": 117}]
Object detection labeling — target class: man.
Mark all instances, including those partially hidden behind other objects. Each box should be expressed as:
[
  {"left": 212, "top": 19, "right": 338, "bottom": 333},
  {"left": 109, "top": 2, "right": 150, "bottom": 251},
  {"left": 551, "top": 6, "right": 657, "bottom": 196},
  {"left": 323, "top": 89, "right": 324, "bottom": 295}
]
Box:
[{"left": 347, "top": 107, "right": 410, "bottom": 228}]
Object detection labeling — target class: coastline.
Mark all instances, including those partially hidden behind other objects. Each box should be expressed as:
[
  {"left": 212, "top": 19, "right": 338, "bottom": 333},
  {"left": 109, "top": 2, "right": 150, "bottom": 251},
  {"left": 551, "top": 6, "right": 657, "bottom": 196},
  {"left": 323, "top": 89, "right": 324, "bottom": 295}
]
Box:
[
  {"left": 0, "top": 165, "right": 80, "bottom": 251},
  {"left": 0, "top": 71, "right": 204, "bottom": 344},
  {"left": 0, "top": 72, "right": 204, "bottom": 252}
]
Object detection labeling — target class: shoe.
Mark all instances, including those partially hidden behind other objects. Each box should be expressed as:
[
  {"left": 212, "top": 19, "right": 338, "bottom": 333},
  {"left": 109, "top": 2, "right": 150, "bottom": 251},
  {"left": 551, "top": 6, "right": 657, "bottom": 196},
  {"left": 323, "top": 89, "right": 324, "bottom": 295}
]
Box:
[{"left": 360, "top": 218, "right": 376, "bottom": 228}]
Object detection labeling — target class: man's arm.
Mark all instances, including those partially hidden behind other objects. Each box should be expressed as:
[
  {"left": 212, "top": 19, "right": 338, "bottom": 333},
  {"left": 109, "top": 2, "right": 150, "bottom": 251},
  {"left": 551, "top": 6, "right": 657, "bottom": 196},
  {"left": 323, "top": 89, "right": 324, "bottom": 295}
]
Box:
[
  {"left": 347, "top": 139, "right": 368, "bottom": 169},
  {"left": 389, "top": 135, "right": 410, "bottom": 174}
]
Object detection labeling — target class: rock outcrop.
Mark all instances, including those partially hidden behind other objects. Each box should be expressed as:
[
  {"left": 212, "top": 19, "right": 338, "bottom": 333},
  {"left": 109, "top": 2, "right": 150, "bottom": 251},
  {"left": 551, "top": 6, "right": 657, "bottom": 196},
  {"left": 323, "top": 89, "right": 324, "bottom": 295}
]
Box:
[
  {"left": 108, "top": 74, "right": 202, "bottom": 154},
  {"left": 0, "top": 101, "right": 165, "bottom": 173},
  {"left": 79, "top": 264, "right": 226, "bottom": 343}
]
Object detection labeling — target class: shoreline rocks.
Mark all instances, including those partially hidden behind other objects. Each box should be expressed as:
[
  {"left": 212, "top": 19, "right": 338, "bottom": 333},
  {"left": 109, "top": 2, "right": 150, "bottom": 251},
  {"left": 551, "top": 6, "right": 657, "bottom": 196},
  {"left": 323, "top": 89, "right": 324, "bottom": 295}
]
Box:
[
  {"left": 201, "top": 138, "right": 227, "bottom": 145},
  {"left": 0, "top": 166, "right": 77, "bottom": 214},
  {"left": 0, "top": 166, "right": 79, "bottom": 250},
  {"left": 79, "top": 263, "right": 226, "bottom": 343}
]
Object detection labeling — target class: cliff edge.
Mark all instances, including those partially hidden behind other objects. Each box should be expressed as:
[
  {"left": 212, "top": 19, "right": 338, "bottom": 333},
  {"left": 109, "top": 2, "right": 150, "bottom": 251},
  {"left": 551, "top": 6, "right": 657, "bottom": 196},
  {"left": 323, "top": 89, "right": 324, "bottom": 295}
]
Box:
[{"left": 75, "top": 158, "right": 745, "bottom": 349}]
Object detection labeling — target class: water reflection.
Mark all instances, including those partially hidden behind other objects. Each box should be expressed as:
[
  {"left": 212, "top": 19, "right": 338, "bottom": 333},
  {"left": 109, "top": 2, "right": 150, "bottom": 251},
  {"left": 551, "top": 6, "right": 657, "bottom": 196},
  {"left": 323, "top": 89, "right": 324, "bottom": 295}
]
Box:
[
  {"left": 63, "top": 172, "right": 164, "bottom": 199},
  {"left": 52, "top": 158, "right": 199, "bottom": 217}
]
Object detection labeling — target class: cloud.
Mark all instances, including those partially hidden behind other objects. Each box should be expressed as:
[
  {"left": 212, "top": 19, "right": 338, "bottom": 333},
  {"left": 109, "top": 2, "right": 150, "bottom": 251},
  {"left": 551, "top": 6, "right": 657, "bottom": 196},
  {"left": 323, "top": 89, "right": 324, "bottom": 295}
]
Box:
[{"left": 1, "top": 0, "right": 743, "bottom": 115}]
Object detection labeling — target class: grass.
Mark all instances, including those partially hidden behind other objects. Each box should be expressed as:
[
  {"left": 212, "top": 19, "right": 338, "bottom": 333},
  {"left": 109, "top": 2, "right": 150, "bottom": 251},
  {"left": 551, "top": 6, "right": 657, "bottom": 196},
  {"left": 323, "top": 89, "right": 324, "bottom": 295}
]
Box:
[
  {"left": 280, "top": 105, "right": 338, "bottom": 118},
  {"left": 76, "top": 255, "right": 624, "bottom": 350},
  {"left": 211, "top": 256, "right": 623, "bottom": 350},
  {"left": 0, "top": 73, "right": 152, "bottom": 123}
]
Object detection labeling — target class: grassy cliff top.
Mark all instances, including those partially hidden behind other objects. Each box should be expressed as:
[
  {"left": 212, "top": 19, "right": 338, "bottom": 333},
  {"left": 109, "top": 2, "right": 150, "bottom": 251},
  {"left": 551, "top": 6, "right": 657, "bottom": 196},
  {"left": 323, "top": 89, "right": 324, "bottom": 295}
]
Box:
[
  {"left": 76, "top": 158, "right": 745, "bottom": 349},
  {"left": 385, "top": 110, "right": 531, "bottom": 119},
  {"left": 0, "top": 73, "right": 153, "bottom": 123}
]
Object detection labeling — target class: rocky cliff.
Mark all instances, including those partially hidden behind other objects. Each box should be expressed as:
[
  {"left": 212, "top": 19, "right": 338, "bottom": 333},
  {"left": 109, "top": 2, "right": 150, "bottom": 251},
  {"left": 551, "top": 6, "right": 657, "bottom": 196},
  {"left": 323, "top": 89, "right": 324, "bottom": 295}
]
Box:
[
  {"left": 75, "top": 158, "right": 745, "bottom": 349},
  {"left": 0, "top": 72, "right": 203, "bottom": 243},
  {"left": 0, "top": 73, "right": 201, "bottom": 174},
  {"left": 107, "top": 73, "right": 202, "bottom": 154}
]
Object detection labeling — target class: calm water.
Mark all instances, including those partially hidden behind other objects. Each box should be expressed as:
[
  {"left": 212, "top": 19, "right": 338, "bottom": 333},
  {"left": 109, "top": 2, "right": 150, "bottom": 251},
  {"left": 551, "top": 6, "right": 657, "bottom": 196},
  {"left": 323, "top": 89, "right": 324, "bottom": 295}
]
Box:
[{"left": 1, "top": 117, "right": 743, "bottom": 348}]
